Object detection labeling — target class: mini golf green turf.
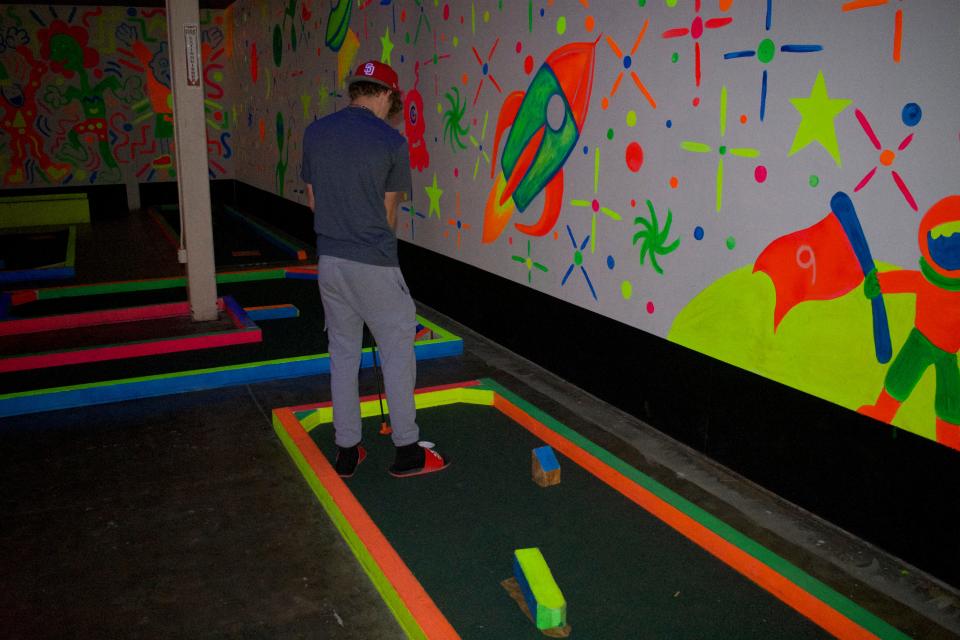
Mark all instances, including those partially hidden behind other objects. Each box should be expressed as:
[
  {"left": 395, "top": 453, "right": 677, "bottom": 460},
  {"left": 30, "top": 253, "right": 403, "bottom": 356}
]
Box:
[
  {"left": 312, "top": 409, "right": 829, "bottom": 638},
  {"left": 277, "top": 382, "right": 909, "bottom": 640}
]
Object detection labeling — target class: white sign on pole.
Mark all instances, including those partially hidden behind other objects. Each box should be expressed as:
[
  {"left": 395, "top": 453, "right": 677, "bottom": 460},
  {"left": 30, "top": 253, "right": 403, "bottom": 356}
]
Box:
[{"left": 184, "top": 24, "right": 200, "bottom": 87}]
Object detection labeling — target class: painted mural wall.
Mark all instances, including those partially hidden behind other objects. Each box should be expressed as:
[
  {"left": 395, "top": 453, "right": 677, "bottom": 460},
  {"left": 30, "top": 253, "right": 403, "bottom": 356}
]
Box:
[
  {"left": 229, "top": 0, "right": 960, "bottom": 450},
  {"left": 0, "top": 4, "right": 234, "bottom": 188}
]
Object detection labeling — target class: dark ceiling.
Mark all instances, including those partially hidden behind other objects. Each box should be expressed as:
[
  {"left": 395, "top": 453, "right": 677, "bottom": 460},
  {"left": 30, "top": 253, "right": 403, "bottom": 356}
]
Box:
[{"left": 4, "top": 0, "right": 234, "bottom": 10}]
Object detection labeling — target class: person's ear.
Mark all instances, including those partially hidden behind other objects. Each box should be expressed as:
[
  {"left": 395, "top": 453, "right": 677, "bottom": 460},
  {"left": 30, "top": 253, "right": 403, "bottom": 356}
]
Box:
[{"left": 388, "top": 91, "right": 403, "bottom": 119}]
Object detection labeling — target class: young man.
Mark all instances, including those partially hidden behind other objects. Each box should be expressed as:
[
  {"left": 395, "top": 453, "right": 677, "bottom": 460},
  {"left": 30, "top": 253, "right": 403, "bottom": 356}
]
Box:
[{"left": 300, "top": 60, "right": 449, "bottom": 478}]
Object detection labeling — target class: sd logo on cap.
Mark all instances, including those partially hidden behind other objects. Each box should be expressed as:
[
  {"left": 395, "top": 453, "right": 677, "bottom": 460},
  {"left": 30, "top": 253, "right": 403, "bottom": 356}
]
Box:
[{"left": 347, "top": 59, "right": 401, "bottom": 94}]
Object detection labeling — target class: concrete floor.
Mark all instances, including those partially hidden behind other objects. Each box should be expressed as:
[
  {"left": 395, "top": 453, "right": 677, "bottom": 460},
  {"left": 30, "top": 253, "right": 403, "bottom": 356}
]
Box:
[
  {"left": 4, "top": 205, "right": 960, "bottom": 637},
  {"left": 3, "top": 302, "right": 960, "bottom": 638}
]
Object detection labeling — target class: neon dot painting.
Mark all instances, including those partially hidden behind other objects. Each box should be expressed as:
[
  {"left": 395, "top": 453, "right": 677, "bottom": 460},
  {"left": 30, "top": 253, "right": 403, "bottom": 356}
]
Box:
[
  {"left": 852, "top": 108, "right": 919, "bottom": 211},
  {"left": 511, "top": 239, "right": 549, "bottom": 284},
  {"left": 468, "top": 110, "right": 491, "bottom": 179},
  {"left": 680, "top": 85, "right": 761, "bottom": 212},
  {"left": 420, "top": 30, "right": 453, "bottom": 97},
  {"left": 723, "top": 0, "right": 822, "bottom": 122},
  {"left": 601, "top": 18, "right": 657, "bottom": 111},
  {"left": 446, "top": 192, "right": 472, "bottom": 248},
  {"left": 561, "top": 225, "right": 598, "bottom": 301},
  {"left": 569, "top": 148, "right": 623, "bottom": 254},
  {"left": 901, "top": 102, "right": 922, "bottom": 127},
  {"left": 470, "top": 37, "right": 503, "bottom": 105},
  {"left": 401, "top": 203, "right": 427, "bottom": 239},
  {"left": 661, "top": 0, "right": 733, "bottom": 95},
  {"left": 625, "top": 142, "right": 644, "bottom": 173}
]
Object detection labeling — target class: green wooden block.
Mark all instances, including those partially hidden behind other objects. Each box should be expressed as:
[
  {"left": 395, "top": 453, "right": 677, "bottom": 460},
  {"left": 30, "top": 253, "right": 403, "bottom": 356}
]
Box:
[{"left": 513, "top": 547, "right": 566, "bottom": 630}]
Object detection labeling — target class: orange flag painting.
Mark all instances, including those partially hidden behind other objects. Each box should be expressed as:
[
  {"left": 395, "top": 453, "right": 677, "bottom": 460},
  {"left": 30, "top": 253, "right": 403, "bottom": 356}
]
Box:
[{"left": 754, "top": 211, "right": 864, "bottom": 330}]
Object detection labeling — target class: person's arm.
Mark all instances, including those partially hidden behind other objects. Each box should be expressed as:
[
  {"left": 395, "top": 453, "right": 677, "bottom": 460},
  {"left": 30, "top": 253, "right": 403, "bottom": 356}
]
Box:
[
  {"left": 305, "top": 184, "right": 315, "bottom": 211},
  {"left": 384, "top": 191, "right": 402, "bottom": 230},
  {"left": 876, "top": 269, "right": 924, "bottom": 294}
]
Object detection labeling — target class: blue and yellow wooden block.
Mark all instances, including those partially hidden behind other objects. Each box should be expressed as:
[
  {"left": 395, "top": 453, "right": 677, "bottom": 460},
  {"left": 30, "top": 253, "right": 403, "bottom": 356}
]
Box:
[
  {"left": 532, "top": 445, "right": 561, "bottom": 487},
  {"left": 513, "top": 547, "right": 567, "bottom": 630}
]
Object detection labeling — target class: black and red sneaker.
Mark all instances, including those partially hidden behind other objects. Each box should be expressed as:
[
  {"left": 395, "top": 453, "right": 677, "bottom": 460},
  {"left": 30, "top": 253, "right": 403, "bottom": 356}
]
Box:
[
  {"left": 389, "top": 443, "right": 450, "bottom": 478},
  {"left": 335, "top": 444, "right": 367, "bottom": 478}
]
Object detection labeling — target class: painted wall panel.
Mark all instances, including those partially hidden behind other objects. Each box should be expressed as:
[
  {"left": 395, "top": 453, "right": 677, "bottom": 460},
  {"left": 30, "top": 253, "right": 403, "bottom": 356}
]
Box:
[
  {"left": 0, "top": 5, "right": 234, "bottom": 189},
  {"left": 228, "top": 0, "right": 959, "bottom": 449}
]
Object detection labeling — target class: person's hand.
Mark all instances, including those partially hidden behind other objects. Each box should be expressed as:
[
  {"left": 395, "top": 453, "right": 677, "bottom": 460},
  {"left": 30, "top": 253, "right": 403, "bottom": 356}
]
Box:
[{"left": 863, "top": 268, "right": 881, "bottom": 299}]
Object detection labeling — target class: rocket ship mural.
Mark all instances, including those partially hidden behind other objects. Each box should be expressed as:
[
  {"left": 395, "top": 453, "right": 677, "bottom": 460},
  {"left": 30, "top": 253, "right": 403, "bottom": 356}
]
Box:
[
  {"left": 483, "top": 38, "right": 600, "bottom": 243},
  {"left": 325, "top": 0, "right": 352, "bottom": 52}
]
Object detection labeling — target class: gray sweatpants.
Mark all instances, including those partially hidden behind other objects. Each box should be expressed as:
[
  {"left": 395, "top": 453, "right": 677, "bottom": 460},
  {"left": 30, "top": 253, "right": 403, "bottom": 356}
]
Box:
[{"left": 317, "top": 255, "right": 420, "bottom": 448}]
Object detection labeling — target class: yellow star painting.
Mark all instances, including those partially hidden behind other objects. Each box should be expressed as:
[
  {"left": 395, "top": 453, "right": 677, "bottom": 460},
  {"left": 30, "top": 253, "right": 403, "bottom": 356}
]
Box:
[{"left": 788, "top": 70, "right": 852, "bottom": 167}]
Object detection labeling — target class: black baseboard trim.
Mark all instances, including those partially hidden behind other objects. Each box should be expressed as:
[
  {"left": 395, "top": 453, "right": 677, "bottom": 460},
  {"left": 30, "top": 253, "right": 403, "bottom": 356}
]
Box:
[{"left": 397, "top": 240, "right": 960, "bottom": 590}]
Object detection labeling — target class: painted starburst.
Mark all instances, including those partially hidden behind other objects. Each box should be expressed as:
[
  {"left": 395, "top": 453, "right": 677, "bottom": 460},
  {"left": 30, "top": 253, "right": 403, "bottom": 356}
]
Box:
[
  {"left": 441, "top": 86, "right": 470, "bottom": 152},
  {"left": 401, "top": 203, "right": 426, "bottom": 239},
  {"left": 852, "top": 108, "right": 918, "bottom": 211},
  {"left": 409, "top": 0, "right": 432, "bottom": 46},
  {"left": 680, "top": 85, "right": 760, "bottom": 212},
  {"left": 602, "top": 18, "right": 656, "bottom": 111},
  {"left": 569, "top": 148, "right": 622, "bottom": 254},
  {"left": 662, "top": 0, "right": 733, "bottom": 94},
  {"left": 420, "top": 28, "right": 452, "bottom": 97},
  {"left": 841, "top": 0, "right": 908, "bottom": 63},
  {"left": 632, "top": 199, "right": 680, "bottom": 275},
  {"left": 723, "top": 0, "right": 822, "bottom": 122},
  {"left": 511, "top": 239, "right": 549, "bottom": 284},
  {"left": 470, "top": 37, "right": 503, "bottom": 106},
  {"left": 560, "top": 225, "right": 598, "bottom": 301},
  {"left": 445, "top": 192, "right": 472, "bottom": 249},
  {"left": 468, "top": 110, "right": 490, "bottom": 179}
]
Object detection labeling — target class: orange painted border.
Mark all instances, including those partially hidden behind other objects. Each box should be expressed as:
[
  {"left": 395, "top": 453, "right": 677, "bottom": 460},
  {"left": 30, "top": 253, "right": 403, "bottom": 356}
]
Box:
[
  {"left": 275, "top": 407, "right": 459, "bottom": 639},
  {"left": 492, "top": 394, "right": 879, "bottom": 640},
  {"left": 282, "top": 381, "right": 893, "bottom": 639}
]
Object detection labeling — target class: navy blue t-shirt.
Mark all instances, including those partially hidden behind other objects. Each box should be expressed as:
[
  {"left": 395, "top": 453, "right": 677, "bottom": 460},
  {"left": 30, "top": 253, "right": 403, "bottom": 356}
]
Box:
[{"left": 300, "top": 106, "right": 412, "bottom": 267}]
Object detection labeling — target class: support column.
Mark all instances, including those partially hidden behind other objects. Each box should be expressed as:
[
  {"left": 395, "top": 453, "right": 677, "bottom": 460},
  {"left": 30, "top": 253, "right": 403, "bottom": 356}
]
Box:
[
  {"left": 124, "top": 172, "right": 140, "bottom": 212},
  {"left": 166, "top": 0, "right": 218, "bottom": 321}
]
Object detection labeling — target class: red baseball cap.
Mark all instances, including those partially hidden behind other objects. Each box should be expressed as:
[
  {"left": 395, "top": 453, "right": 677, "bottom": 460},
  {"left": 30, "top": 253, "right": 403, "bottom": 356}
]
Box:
[{"left": 347, "top": 60, "right": 401, "bottom": 93}]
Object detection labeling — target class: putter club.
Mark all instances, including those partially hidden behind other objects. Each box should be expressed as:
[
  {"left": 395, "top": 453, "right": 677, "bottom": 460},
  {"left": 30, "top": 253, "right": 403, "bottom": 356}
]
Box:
[{"left": 371, "top": 340, "right": 392, "bottom": 435}]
